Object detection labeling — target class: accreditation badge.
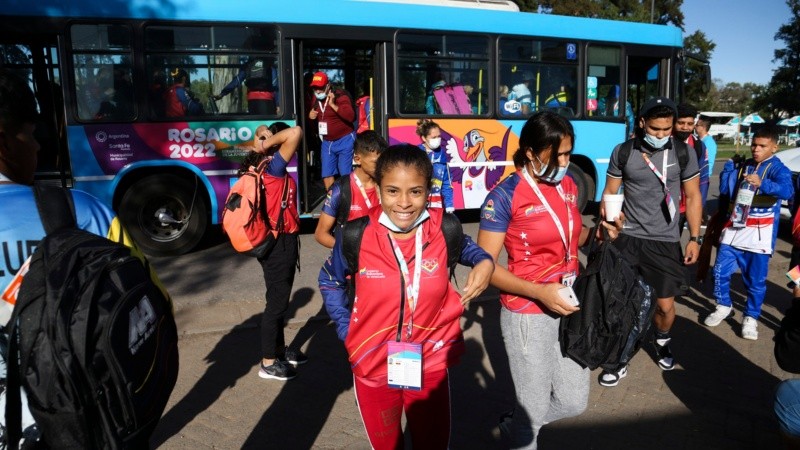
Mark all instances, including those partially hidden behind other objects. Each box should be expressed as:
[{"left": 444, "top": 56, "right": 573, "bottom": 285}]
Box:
[
  {"left": 561, "top": 272, "right": 576, "bottom": 288},
  {"left": 387, "top": 341, "right": 423, "bottom": 390},
  {"left": 318, "top": 121, "right": 328, "bottom": 136}
]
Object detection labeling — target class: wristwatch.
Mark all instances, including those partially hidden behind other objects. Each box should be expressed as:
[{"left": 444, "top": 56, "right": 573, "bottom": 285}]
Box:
[{"left": 689, "top": 236, "right": 704, "bottom": 245}]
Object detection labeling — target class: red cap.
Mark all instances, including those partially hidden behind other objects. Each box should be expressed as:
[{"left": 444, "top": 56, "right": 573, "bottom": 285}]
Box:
[{"left": 310, "top": 71, "right": 328, "bottom": 88}]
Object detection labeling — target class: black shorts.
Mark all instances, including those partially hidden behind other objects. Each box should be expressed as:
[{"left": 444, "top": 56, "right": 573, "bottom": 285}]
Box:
[
  {"left": 791, "top": 246, "right": 800, "bottom": 270},
  {"left": 612, "top": 234, "right": 688, "bottom": 299}
]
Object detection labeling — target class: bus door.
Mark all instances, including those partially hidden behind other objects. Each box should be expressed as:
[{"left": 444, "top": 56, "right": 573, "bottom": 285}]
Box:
[
  {"left": 0, "top": 35, "right": 69, "bottom": 186},
  {"left": 625, "top": 46, "right": 672, "bottom": 118},
  {"left": 295, "top": 39, "right": 384, "bottom": 216}
]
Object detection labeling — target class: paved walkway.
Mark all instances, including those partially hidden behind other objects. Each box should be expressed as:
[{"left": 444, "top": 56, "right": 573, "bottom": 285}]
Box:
[{"left": 150, "top": 221, "right": 795, "bottom": 449}]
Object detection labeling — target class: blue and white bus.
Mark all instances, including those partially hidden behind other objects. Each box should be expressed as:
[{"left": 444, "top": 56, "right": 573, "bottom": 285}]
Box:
[{"left": 0, "top": 0, "right": 703, "bottom": 255}]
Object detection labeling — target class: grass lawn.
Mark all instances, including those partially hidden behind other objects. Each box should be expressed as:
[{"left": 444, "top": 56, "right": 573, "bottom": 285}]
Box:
[{"left": 714, "top": 141, "right": 797, "bottom": 161}]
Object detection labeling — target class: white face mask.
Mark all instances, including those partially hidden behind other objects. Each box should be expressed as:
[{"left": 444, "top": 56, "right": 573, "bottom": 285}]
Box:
[
  {"left": 427, "top": 137, "right": 442, "bottom": 150},
  {"left": 644, "top": 133, "right": 670, "bottom": 149},
  {"left": 532, "top": 156, "right": 569, "bottom": 184},
  {"left": 378, "top": 210, "right": 431, "bottom": 233},
  {"left": 314, "top": 91, "right": 327, "bottom": 101}
]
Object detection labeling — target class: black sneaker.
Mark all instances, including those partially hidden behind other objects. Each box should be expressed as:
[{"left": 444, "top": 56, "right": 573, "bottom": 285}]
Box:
[
  {"left": 654, "top": 339, "right": 675, "bottom": 371},
  {"left": 282, "top": 347, "right": 308, "bottom": 366},
  {"left": 258, "top": 360, "right": 297, "bottom": 380}
]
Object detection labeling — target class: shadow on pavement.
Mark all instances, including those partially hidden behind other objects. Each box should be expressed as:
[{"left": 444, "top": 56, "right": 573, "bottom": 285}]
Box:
[
  {"left": 537, "top": 312, "right": 783, "bottom": 449},
  {"left": 151, "top": 287, "right": 320, "bottom": 447},
  {"left": 150, "top": 315, "right": 262, "bottom": 448},
  {"left": 242, "top": 320, "right": 352, "bottom": 448}
]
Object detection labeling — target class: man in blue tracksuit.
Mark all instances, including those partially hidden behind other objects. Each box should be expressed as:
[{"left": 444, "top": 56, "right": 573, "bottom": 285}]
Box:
[{"left": 704, "top": 126, "right": 794, "bottom": 340}]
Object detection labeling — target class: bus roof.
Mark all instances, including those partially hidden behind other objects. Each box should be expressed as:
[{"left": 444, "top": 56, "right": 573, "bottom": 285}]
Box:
[{"left": 3, "top": 0, "right": 683, "bottom": 48}]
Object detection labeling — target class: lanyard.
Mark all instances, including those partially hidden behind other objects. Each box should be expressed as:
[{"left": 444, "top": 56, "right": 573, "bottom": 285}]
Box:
[
  {"left": 389, "top": 226, "right": 423, "bottom": 340},
  {"left": 317, "top": 97, "right": 329, "bottom": 119},
  {"left": 641, "top": 149, "right": 668, "bottom": 188},
  {"left": 352, "top": 173, "right": 373, "bottom": 209},
  {"left": 521, "top": 167, "right": 574, "bottom": 263}
]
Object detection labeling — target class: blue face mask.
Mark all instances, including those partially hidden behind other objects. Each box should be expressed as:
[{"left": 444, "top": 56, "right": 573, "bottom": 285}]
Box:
[
  {"left": 644, "top": 133, "right": 670, "bottom": 149},
  {"left": 315, "top": 91, "right": 327, "bottom": 101},
  {"left": 533, "top": 156, "right": 569, "bottom": 184},
  {"left": 378, "top": 210, "right": 431, "bottom": 233}
]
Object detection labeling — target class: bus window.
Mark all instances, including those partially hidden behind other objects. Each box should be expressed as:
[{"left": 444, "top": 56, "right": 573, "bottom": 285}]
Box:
[
  {"left": 71, "top": 24, "right": 134, "bottom": 121},
  {"left": 396, "top": 32, "right": 489, "bottom": 116},
  {"left": 587, "top": 46, "right": 630, "bottom": 131},
  {"left": 145, "top": 25, "right": 280, "bottom": 118},
  {"left": 498, "top": 38, "right": 578, "bottom": 118}
]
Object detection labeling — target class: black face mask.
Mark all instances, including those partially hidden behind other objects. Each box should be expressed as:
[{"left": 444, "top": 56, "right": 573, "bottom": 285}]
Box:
[{"left": 673, "top": 131, "right": 691, "bottom": 142}]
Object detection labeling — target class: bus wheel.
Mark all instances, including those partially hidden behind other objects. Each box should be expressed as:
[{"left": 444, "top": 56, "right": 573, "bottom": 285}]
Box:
[
  {"left": 119, "top": 174, "right": 207, "bottom": 256},
  {"left": 567, "top": 164, "right": 595, "bottom": 213}
]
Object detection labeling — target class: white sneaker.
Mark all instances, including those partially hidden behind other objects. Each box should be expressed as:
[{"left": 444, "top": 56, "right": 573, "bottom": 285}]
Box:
[
  {"left": 599, "top": 366, "right": 628, "bottom": 387},
  {"left": 704, "top": 305, "right": 732, "bottom": 327},
  {"left": 741, "top": 316, "right": 758, "bottom": 340}
]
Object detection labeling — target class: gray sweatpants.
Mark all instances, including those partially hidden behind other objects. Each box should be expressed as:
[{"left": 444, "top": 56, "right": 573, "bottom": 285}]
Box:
[{"left": 501, "top": 308, "right": 589, "bottom": 450}]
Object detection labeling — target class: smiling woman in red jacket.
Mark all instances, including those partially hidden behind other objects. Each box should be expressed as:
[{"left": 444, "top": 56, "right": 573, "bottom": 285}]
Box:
[{"left": 319, "top": 145, "right": 494, "bottom": 450}]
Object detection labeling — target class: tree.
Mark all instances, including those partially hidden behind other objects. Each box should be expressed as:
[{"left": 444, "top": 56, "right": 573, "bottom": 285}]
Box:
[
  {"left": 682, "top": 31, "right": 716, "bottom": 108},
  {"left": 715, "top": 82, "right": 764, "bottom": 115},
  {"left": 758, "top": 0, "right": 800, "bottom": 116},
  {"left": 514, "top": 0, "right": 684, "bottom": 28}
]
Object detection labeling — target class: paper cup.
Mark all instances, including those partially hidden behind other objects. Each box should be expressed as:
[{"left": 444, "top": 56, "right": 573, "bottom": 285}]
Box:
[{"left": 603, "top": 194, "right": 624, "bottom": 221}]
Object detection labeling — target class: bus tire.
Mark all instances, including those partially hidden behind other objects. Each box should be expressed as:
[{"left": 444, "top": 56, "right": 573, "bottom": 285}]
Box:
[
  {"left": 567, "top": 164, "right": 594, "bottom": 213},
  {"left": 119, "top": 174, "right": 207, "bottom": 256}
]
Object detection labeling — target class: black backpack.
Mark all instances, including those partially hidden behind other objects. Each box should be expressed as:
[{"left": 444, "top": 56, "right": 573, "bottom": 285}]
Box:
[
  {"left": 5, "top": 185, "right": 179, "bottom": 449},
  {"left": 333, "top": 175, "right": 352, "bottom": 228},
  {"left": 559, "top": 227, "right": 656, "bottom": 371},
  {"left": 341, "top": 213, "right": 463, "bottom": 281}
]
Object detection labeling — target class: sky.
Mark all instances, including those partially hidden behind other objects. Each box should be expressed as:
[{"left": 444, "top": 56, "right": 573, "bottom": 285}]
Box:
[{"left": 682, "top": 0, "right": 791, "bottom": 86}]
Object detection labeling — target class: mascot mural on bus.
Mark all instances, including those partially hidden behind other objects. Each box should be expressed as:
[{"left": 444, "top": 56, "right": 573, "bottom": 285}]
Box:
[{"left": 389, "top": 120, "right": 515, "bottom": 209}]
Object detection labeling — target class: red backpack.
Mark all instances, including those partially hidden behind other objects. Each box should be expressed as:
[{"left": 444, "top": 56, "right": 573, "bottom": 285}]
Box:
[{"left": 222, "top": 159, "right": 290, "bottom": 257}]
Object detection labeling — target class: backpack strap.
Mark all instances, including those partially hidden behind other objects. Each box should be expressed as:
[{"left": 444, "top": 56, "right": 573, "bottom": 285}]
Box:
[
  {"left": 616, "top": 139, "right": 634, "bottom": 173},
  {"left": 334, "top": 175, "right": 352, "bottom": 227},
  {"left": 618, "top": 138, "right": 689, "bottom": 173},
  {"left": 673, "top": 139, "right": 690, "bottom": 173},
  {"left": 342, "top": 216, "right": 370, "bottom": 276},
  {"left": 33, "top": 183, "right": 77, "bottom": 234},
  {"left": 440, "top": 213, "right": 463, "bottom": 280},
  {"left": 342, "top": 213, "right": 462, "bottom": 280},
  {"left": 274, "top": 175, "right": 290, "bottom": 233}
]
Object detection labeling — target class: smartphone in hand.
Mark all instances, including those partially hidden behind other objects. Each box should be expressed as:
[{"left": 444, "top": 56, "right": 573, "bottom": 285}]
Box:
[{"left": 558, "top": 286, "right": 579, "bottom": 307}]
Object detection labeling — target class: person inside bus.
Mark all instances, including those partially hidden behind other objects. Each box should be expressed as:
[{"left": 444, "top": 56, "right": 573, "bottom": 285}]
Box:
[
  {"left": 510, "top": 71, "right": 535, "bottom": 115},
  {"left": 110, "top": 67, "right": 134, "bottom": 119},
  {"left": 544, "top": 83, "right": 574, "bottom": 117},
  {"left": 164, "top": 68, "right": 204, "bottom": 117},
  {"left": 148, "top": 69, "right": 167, "bottom": 118},
  {"left": 597, "top": 85, "right": 635, "bottom": 137},
  {"left": 499, "top": 84, "right": 522, "bottom": 116},
  {"left": 477, "top": 111, "right": 624, "bottom": 448},
  {"left": 314, "top": 130, "right": 386, "bottom": 248},
  {"left": 416, "top": 118, "right": 454, "bottom": 212},
  {"left": 83, "top": 66, "right": 115, "bottom": 120},
  {"left": 318, "top": 144, "right": 494, "bottom": 450},
  {"left": 425, "top": 72, "right": 447, "bottom": 115},
  {"left": 460, "top": 78, "right": 479, "bottom": 114},
  {"left": 308, "top": 71, "right": 356, "bottom": 190},
  {"left": 214, "top": 56, "right": 278, "bottom": 115}
]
